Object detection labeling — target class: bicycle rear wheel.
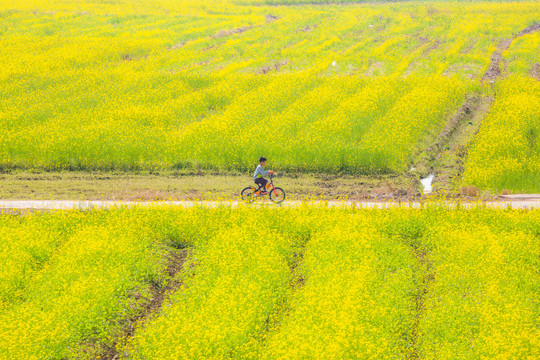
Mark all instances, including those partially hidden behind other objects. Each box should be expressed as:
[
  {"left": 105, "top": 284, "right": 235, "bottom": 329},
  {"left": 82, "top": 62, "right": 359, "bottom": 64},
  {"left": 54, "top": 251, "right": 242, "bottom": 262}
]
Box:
[
  {"left": 269, "top": 187, "right": 286, "bottom": 204},
  {"left": 241, "top": 186, "right": 256, "bottom": 203}
]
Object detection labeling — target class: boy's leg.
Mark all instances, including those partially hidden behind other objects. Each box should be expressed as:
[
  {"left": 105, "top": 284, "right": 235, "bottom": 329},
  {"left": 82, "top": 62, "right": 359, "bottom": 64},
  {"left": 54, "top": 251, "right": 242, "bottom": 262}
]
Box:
[
  {"left": 260, "top": 178, "right": 269, "bottom": 192},
  {"left": 255, "top": 178, "right": 268, "bottom": 192},
  {"left": 254, "top": 178, "right": 266, "bottom": 192}
]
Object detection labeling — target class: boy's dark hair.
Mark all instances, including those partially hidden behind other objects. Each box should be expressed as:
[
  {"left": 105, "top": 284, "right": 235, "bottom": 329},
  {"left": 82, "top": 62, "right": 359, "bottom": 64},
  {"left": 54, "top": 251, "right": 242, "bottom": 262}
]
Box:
[{"left": 259, "top": 156, "right": 267, "bottom": 163}]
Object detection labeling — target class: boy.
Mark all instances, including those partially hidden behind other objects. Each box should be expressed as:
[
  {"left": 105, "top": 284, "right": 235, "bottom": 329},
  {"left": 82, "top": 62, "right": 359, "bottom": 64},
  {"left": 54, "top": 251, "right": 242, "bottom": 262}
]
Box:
[{"left": 253, "top": 156, "right": 275, "bottom": 194}]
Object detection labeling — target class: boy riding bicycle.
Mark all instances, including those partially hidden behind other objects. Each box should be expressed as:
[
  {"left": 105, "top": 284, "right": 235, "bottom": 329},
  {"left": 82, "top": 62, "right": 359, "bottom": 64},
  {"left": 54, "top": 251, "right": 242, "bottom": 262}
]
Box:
[
  {"left": 241, "top": 156, "right": 285, "bottom": 203},
  {"left": 253, "top": 156, "right": 275, "bottom": 194}
]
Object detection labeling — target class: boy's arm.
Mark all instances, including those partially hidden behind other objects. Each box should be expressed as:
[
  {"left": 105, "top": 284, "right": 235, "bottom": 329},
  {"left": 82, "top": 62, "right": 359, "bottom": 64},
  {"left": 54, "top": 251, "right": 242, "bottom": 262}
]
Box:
[
  {"left": 256, "top": 166, "right": 274, "bottom": 177},
  {"left": 254, "top": 165, "right": 268, "bottom": 178}
]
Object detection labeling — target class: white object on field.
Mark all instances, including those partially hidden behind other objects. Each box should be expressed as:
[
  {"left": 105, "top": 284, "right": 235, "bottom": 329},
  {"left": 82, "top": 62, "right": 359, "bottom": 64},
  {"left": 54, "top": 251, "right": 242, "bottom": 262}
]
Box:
[
  {"left": 421, "top": 173, "right": 435, "bottom": 194},
  {"left": 332, "top": 60, "right": 337, "bottom": 67},
  {"left": 369, "top": 24, "right": 373, "bottom": 28}
]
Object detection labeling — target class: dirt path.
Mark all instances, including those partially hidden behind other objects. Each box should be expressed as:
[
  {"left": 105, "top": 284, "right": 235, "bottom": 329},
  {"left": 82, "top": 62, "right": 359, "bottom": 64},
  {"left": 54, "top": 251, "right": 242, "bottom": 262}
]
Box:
[
  {"left": 410, "top": 23, "right": 540, "bottom": 194},
  {"left": 384, "top": 223, "right": 434, "bottom": 359},
  {"left": 411, "top": 95, "right": 492, "bottom": 193},
  {"left": 0, "top": 171, "right": 419, "bottom": 202}
]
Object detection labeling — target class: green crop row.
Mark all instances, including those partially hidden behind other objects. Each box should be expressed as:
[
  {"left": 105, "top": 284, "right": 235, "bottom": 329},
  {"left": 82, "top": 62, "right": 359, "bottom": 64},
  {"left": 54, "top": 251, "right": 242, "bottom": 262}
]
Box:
[{"left": 463, "top": 76, "right": 540, "bottom": 192}]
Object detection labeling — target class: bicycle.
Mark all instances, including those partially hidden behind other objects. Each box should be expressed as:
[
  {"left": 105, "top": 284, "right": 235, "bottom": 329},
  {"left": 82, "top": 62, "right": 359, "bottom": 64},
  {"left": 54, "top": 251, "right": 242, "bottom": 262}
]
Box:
[{"left": 241, "top": 173, "right": 286, "bottom": 204}]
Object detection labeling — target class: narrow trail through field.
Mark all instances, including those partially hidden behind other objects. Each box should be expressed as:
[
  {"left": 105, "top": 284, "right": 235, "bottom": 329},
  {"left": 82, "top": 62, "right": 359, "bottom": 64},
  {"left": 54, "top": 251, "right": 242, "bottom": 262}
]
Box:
[
  {"left": 408, "top": 246, "right": 435, "bottom": 360},
  {"left": 100, "top": 247, "right": 189, "bottom": 360},
  {"left": 384, "top": 224, "right": 435, "bottom": 359},
  {"left": 412, "top": 22, "right": 539, "bottom": 194},
  {"left": 483, "top": 22, "right": 540, "bottom": 82},
  {"left": 260, "top": 233, "right": 309, "bottom": 347},
  {"left": 412, "top": 95, "right": 492, "bottom": 193}
]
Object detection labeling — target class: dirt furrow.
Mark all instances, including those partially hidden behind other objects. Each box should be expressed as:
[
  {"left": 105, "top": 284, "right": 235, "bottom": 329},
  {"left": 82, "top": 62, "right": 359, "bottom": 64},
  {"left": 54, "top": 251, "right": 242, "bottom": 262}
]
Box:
[
  {"left": 384, "top": 225, "right": 434, "bottom": 359},
  {"left": 483, "top": 23, "right": 540, "bottom": 82},
  {"left": 99, "top": 247, "right": 189, "bottom": 360},
  {"left": 259, "top": 233, "right": 309, "bottom": 344},
  {"left": 412, "top": 95, "right": 492, "bottom": 194},
  {"left": 411, "top": 23, "right": 538, "bottom": 195},
  {"left": 408, "top": 247, "right": 435, "bottom": 359}
]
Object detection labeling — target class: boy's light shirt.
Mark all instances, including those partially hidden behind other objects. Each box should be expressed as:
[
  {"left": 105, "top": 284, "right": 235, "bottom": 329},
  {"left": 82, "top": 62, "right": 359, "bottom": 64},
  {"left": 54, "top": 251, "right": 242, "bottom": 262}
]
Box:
[{"left": 253, "top": 164, "right": 269, "bottom": 179}]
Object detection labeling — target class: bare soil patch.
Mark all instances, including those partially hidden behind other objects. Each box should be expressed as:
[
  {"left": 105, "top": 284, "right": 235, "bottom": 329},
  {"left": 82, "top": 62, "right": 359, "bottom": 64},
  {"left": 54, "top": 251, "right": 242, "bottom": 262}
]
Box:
[
  {"left": 529, "top": 63, "right": 540, "bottom": 80},
  {"left": 298, "top": 24, "right": 318, "bottom": 32},
  {"left": 265, "top": 14, "right": 279, "bottom": 22},
  {"left": 408, "top": 246, "right": 435, "bottom": 360},
  {"left": 460, "top": 39, "right": 477, "bottom": 55},
  {"left": 212, "top": 13, "right": 277, "bottom": 39},
  {"left": 517, "top": 23, "right": 540, "bottom": 36},
  {"left": 213, "top": 26, "right": 253, "bottom": 38},
  {"left": 442, "top": 63, "right": 480, "bottom": 80},
  {"left": 364, "top": 61, "right": 384, "bottom": 76},
  {"left": 121, "top": 53, "right": 149, "bottom": 62},
  {"left": 0, "top": 170, "right": 420, "bottom": 202},
  {"left": 258, "top": 60, "right": 288, "bottom": 74},
  {"left": 261, "top": 234, "right": 309, "bottom": 344},
  {"left": 169, "top": 42, "right": 186, "bottom": 50},
  {"left": 421, "top": 39, "right": 443, "bottom": 56}
]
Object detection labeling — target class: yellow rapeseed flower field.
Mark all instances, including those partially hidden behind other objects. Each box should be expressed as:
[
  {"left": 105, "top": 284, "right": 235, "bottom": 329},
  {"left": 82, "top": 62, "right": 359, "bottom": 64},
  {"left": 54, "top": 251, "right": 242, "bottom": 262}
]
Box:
[
  {"left": 1, "top": 1, "right": 539, "bottom": 359},
  {"left": 0, "top": 206, "right": 538, "bottom": 359},
  {"left": 0, "top": 0, "right": 538, "bottom": 183}
]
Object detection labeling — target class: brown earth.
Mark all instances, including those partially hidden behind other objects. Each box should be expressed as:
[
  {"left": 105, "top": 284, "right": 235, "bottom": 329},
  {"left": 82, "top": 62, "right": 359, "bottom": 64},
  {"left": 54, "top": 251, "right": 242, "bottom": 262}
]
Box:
[
  {"left": 213, "top": 26, "right": 253, "bottom": 38},
  {"left": 298, "top": 24, "right": 318, "bottom": 32},
  {"left": 259, "top": 60, "right": 289, "bottom": 74},
  {"left": 529, "top": 63, "right": 540, "bottom": 80},
  {"left": 483, "top": 23, "right": 540, "bottom": 82},
  {"left": 0, "top": 170, "right": 421, "bottom": 202}
]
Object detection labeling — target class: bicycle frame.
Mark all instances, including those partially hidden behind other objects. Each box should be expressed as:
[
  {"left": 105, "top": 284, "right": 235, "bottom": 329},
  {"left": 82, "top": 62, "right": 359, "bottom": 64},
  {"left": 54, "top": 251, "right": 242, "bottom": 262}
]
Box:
[
  {"left": 255, "top": 174, "right": 276, "bottom": 195},
  {"left": 242, "top": 174, "right": 285, "bottom": 203}
]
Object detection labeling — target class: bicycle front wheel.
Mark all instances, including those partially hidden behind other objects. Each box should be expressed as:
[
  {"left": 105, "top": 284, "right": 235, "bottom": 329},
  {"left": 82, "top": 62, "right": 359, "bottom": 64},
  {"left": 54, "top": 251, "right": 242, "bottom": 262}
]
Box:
[
  {"left": 269, "top": 187, "right": 286, "bottom": 204},
  {"left": 241, "top": 186, "right": 256, "bottom": 203}
]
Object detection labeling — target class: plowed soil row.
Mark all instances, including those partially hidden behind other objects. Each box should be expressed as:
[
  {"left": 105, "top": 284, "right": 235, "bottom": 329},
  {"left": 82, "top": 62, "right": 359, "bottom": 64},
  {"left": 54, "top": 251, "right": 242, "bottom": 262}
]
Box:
[{"left": 100, "top": 248, "right": 189, "bottom": 359}]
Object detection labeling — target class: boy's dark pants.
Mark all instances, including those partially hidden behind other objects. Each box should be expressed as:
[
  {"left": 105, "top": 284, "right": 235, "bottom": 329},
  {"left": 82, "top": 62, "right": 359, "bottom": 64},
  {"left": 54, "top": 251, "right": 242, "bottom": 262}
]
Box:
[{"left": 255, "top": 177, "right": 268, "bottom": 190}]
